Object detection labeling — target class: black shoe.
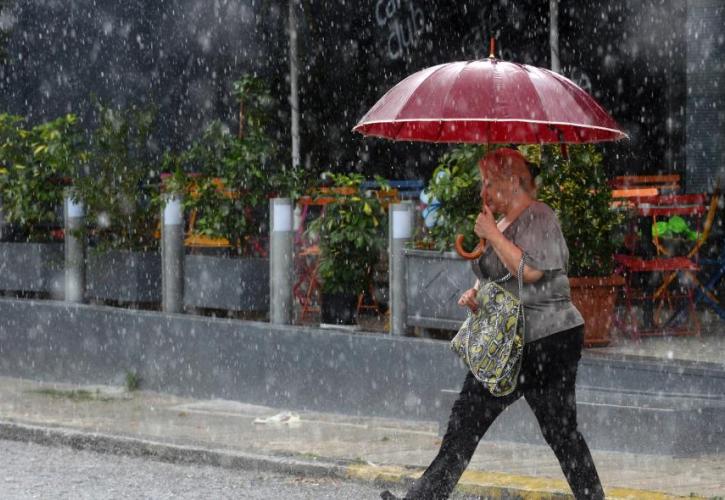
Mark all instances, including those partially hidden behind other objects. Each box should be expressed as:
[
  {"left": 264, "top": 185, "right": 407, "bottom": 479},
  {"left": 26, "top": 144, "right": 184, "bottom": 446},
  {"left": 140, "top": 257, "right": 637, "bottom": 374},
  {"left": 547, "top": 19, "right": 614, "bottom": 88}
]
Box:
[{"left": 380, "top": 491, "right": 401, "bottom": 500}]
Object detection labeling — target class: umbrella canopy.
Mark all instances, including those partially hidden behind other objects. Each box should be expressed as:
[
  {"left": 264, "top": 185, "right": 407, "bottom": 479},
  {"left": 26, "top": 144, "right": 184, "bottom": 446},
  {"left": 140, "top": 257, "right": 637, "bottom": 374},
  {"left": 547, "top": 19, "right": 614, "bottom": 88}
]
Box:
[{"left": 353, "top": 58, "right": 627, "bottom": 144}]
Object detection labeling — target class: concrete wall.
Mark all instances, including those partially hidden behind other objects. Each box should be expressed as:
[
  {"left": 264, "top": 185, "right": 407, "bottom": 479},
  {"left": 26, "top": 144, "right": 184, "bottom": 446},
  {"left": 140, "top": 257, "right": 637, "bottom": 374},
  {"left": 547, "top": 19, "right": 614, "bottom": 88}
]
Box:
[
  {"left": 0, "top": 298, "right": 464, "bottom": 421},
  {"left": 2, "top": 298, "right": 725, "bottom": 454}
]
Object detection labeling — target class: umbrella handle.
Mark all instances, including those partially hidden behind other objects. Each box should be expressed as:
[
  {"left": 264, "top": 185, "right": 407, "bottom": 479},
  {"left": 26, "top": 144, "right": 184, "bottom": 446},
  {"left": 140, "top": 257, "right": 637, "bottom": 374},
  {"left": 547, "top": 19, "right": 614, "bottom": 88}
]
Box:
[{"left": 454, "top": 234, "right": 485, "bottom": 260}]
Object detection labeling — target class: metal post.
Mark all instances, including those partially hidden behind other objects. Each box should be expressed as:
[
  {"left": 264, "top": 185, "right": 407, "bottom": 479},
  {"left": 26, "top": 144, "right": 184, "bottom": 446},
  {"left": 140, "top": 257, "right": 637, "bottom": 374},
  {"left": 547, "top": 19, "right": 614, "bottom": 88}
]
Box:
[
  {"left": 64, "top": 193, "right": 85, "bottom": 303},
  {"left": 270, "top": 198, "right": 294, "bottom": 324},
  {"left": 550, "top": 0, "right": 560, "bottom": 73},
  {"left": 162, "top": 194, "right": 184, "bottom": 313},
  {"left": 289, "top": 0, "right": 301, "bottom": 169},
  {"left": 389, "top": 202, "right": 415, "bottom": 335}
]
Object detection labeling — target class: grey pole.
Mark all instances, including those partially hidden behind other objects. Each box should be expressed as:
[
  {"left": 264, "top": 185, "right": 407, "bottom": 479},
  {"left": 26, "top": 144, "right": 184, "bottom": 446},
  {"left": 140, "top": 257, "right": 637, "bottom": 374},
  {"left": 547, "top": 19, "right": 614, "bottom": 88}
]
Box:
[
  {"left": 270, "top": 198, "right": 294, "bottom": 324},
  {"left": 162, "top": 194, "right": 184, "bottom": 313},
  {"left": 389, "top": 201, "right": 415, "bottom": 335},
  {"left": 549, "top": 0, "right": 560, "bottom": 73},
  {"left": 64, "top": 193, "right": 85, "bottom": 303},
  {"left": 289, "top": 0, "right": 301, "bottom": 169}
]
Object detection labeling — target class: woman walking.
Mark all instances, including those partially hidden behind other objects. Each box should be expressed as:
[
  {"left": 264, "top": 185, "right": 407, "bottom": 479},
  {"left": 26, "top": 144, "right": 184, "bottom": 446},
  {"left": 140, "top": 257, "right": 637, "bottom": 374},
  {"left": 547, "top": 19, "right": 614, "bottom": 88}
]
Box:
[{"left": 382, "top": 148, "right": 605, "bottom": 500}]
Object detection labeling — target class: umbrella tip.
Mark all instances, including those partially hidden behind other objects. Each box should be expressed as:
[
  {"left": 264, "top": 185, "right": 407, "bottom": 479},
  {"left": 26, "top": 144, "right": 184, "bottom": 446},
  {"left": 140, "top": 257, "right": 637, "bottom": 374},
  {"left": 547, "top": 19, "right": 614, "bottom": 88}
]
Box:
[{"left": 488, "top": 37, "right": 496, "bottom": 59}]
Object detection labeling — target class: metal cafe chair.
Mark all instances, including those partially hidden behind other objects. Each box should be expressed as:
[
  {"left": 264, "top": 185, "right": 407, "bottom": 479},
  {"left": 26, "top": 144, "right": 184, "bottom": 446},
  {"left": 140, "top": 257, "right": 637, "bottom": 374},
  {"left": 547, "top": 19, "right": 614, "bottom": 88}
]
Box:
[
  {"left": 609, "top": 174, "right": 681, "bottom": 199},
  {"left": 614, "top": 191, "right": 719, "bottom": 339},
  {"left": 691, "top": 247, "right": 725, "bottom": 320},
  {"left": 292, "top": 187, "right": 357, "bottom": 321},
  {"left": 666, "top": 220, "right": 725, "bottom": 324},
  {"left": 292, "top": 186, "right": 397, "bottom": 322}
]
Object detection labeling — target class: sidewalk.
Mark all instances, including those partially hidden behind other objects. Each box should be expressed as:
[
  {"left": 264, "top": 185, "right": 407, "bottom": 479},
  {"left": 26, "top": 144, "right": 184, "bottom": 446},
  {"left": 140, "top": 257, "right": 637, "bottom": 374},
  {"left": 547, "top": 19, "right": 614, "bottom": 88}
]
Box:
[{"left": 0, "top": 377, "right": 723, "bottom": 499}]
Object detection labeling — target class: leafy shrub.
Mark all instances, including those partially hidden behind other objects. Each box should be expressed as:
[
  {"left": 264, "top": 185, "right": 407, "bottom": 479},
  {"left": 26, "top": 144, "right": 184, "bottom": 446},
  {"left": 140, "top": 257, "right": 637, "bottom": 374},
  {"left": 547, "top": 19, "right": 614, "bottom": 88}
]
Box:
[
  {"left": 309, "top": 172, "right": 388, "bottom": 295},
  {"left": 0, "top": 113, "right": 86, "bottom": 242},
  {"left": 418, "top": 145, "right": 485, "bottom": 252},
  {"left": 73, "top": 102, "right": 159, "bottom": 252},
  {"left": 535, "top": 144, "right": 624, "bottom": 277},
  {"left": 168, "top": 76, "right": 310, "bottom": 256}
]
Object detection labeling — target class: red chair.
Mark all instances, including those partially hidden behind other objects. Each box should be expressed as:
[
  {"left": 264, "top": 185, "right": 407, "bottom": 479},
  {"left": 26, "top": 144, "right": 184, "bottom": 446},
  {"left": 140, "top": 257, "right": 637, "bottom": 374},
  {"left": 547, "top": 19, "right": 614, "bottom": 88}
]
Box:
[
  {"left": 614, "top": 193, "right": 717, "bottom": 339},
  {"left": 292, "top": 188, "right": 358, "bottom": 322},
  {"left": 292, "top": 196, "right": 329, "bottom": 322},
  {"left": 292, "top": 187, "right": 391, "bottom": 322}
]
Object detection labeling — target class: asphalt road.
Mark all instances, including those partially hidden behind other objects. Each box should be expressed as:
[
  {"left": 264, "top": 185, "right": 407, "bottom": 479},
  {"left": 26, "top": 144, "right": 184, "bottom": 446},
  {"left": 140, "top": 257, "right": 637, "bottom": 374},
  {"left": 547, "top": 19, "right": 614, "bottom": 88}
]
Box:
[{"left": 0, "top": 439, "right": 387, "bottom": 499}]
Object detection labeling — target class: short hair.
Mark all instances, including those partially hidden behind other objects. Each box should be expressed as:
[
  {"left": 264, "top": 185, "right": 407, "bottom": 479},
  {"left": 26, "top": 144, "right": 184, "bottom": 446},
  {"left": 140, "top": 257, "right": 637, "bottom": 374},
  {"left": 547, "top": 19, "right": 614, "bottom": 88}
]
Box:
[{"left": 478, "top": 148, "right": 535, "bottom": 195}]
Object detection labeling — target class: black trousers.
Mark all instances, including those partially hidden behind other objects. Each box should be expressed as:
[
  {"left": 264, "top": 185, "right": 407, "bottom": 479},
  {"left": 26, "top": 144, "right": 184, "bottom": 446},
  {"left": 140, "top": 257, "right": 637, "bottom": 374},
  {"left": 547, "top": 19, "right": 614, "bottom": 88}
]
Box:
[{"left": 404, "top": 325, "right": 604, "bottom": 500}]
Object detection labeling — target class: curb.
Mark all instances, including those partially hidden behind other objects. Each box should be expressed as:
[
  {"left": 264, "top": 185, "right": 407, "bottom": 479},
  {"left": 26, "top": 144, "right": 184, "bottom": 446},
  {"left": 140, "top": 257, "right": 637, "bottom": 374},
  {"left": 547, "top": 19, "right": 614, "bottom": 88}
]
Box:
[
  {"left": 0, "top": 420, "right": 347, "bottom": 479},
  {"left": 0, "top": 420, "right": 704, "bottom": 500},
  {"left": 346, "top": 463, "right": 701, "bottom": 500}
]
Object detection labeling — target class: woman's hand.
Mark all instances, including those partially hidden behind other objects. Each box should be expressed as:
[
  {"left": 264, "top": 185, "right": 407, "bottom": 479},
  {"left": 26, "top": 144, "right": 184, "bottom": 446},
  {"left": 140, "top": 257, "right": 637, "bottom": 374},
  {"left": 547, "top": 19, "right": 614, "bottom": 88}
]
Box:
[
  {"left": 458, "top": 287, "right": 479, "bottom": 313},
  {"left": 474, "top": 205, "right": 498, "bottom": 240}
]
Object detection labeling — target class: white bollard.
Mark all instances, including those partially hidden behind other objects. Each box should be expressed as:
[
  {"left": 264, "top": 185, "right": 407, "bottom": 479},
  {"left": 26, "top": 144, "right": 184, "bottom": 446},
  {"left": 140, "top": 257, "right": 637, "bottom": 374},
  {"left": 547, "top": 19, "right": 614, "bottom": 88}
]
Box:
[
  {"left": 270, "top": 198, "right": 294, "bottom": 324},
  {"left": 64, "top": 194, "right": 86, "bottom": 303},
  {"left": 389, "top": 201, "right": 415, "bottom": 335},
  {"left": 162, "top": 194, "right": 184, "bottom": 313}
]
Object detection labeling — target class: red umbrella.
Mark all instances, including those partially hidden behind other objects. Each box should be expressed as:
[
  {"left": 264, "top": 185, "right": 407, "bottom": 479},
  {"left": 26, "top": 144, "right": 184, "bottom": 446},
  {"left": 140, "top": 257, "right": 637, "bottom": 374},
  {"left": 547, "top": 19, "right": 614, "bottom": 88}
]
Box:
[
  {"left": 353, "top": 58, "right": 626, "bottom": 145},
  {"left": 353, "top": 44, "right": 627, "bottom": 259}
]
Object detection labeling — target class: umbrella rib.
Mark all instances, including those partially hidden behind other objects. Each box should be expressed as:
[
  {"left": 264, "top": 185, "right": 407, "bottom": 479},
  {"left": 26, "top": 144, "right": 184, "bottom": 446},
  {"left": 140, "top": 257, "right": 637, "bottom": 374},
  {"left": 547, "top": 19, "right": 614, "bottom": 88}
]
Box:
[
  {"left": 355, "top": 63, "right": 447, "bottom": 133},
  {"left": 434, "top": 61, "right": 472, "bottom": 141},
  {"left": 517, "top": 64, "right": 551, "bottom": 143},
  {"left": 393, "top": 63, "right": 456, "bottom": 141},
  {"left": 545, "top": 68, "right": 615, "bottom": 135}
]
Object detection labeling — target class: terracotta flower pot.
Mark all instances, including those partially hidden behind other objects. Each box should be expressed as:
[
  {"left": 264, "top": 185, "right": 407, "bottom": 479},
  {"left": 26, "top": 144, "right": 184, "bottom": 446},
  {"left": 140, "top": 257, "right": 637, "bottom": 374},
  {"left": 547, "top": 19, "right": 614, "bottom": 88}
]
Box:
[{"left": 569, "top": 275, "right": 625, "bottom": 347}]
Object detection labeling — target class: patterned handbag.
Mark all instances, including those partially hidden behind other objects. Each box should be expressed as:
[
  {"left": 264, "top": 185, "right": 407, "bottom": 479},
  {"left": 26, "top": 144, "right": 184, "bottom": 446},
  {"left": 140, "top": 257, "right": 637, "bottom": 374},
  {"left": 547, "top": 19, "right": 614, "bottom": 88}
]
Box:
[{"left": 450, "top": 256, "right": 525, "bottom": 397}]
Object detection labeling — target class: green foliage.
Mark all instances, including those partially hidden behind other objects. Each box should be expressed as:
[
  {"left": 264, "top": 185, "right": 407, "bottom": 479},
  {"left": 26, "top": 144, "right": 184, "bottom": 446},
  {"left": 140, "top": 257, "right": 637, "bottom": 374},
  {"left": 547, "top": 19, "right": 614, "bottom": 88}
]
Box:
[
  {"left": 536, "top": 144, "right": 624, "bottom": 277},
  {"left": 173, "top": 120, "right": 272, "bottom": 254},
  {"left": 73, "top": 102, "right": 158, "bottom": 252},
  {"left": 419, "top": 144, "right": 486, "bottom": 252},
  {"left": 269, "top": 164, "right": 314, "bottom": 202},
  {"left": 417, "top": 143, "right": 622, "bottom": 277},
  {"left": 0, "top": 113, "right": 87, "bottom": 242},
  {"left": 309, "top": 172, "right": 387, "bottom": 295},
  {"left": 178, "top": 120, "right": 266, "bottom": 253},
  {"left": 170, "top": 76, "right": 309, "bottom": 256},
  {"left": 158, "top": 153, "right": 188, "bottom": 198},
  {"left": 124, "top": 370, "right": 141, "bottom": 392},
  {"left": 232, "top": 74, "right": 274, "bottom": 136}
]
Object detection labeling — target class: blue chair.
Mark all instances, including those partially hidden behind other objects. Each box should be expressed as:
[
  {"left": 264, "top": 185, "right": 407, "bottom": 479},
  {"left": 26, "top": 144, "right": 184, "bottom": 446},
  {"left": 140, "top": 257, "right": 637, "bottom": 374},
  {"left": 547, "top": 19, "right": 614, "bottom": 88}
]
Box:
[
  {"left": 360, "top": 179, "right": 425, "bottom": 200},
  {"left": 693, "top": 248, "right": 725, "bottom": 320}
]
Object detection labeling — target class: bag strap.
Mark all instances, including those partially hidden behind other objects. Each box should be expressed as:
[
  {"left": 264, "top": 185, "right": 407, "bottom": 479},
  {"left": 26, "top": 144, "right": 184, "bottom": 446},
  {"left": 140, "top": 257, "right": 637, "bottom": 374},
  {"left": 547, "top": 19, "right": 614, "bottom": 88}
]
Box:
[
  {"left": 516, "top": 253, "right": 526, "bottom": 336},
  {"left": 490, "top": 253, "right": 525, "bottom": 293},
  {"left": 477, "top": 252, "right": 526, "bottom": 330}
]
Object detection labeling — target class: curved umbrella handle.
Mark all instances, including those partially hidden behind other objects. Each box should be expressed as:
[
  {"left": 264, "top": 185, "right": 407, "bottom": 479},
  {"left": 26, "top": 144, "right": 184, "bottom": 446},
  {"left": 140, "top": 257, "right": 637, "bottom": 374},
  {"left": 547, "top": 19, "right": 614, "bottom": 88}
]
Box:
[{"left": 454, "top": 234, "right": 485, "bottom": 260}]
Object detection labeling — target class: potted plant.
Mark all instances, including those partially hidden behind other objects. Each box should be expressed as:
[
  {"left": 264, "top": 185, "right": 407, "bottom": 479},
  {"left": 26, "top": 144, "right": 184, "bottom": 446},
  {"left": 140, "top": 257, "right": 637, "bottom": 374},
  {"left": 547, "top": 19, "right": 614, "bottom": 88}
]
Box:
[
  {"left": 174, "top": 76, "right": 306, "bottom": 314},
  {"left": 73, "top": 102, "right": 162, "bottom": 305},
  {"left": 171, "top": 119, "right": 272, "bottom": 313},
  {"left": 308, "top": 172, "right": 387, "bottom": 326},
  {"left": 404, "top": 145, "right": 486, "bottom": 331},
  {"left": 535, "top": 144, "right": 625, "bottom": 347},
  {"left": 0, "top": 113, "right": 86, "bottom": 295}
]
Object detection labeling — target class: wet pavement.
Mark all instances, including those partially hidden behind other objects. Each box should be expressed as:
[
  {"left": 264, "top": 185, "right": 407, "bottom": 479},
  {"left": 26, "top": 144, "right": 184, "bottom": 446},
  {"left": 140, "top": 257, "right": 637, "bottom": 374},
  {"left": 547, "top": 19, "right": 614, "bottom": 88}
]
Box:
[
  {"left": 0, "top": 376, "right": 723, "bottom": 498},
  {"left": 0, "top": 438, "right": 384, "bottom": 500}
]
